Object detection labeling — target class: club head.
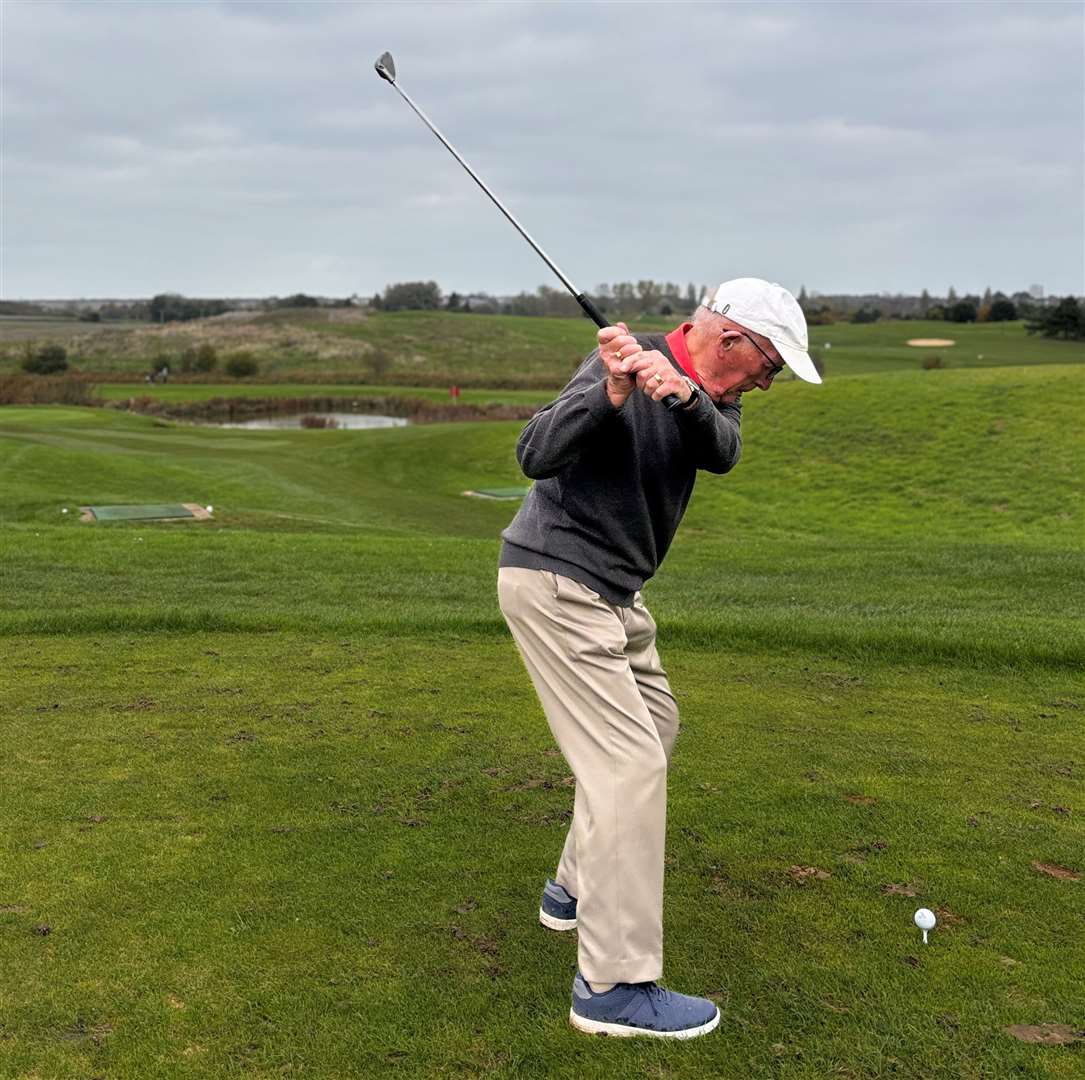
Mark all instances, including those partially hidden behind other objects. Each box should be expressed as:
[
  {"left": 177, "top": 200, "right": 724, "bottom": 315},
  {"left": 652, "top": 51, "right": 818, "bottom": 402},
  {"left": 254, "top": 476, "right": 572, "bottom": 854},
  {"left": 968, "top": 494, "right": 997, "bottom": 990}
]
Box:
[{"left": 374, "top": 51, "right": 396, "bottom": 83}]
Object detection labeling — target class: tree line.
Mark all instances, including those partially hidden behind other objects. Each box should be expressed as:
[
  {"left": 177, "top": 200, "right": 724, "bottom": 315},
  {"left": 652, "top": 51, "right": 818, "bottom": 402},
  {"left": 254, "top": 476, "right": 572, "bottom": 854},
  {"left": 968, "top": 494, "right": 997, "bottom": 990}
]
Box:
[
  {"left": 6, "top": 285, "right": 1082, "bottom": 340},
  {"left": 372, "top": 280, "right": 1082, "bottom": 338}
]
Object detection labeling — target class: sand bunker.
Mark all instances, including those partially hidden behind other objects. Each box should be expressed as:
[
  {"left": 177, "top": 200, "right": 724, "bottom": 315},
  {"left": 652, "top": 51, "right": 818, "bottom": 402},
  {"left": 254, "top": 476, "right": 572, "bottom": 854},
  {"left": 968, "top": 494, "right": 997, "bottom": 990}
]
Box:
[{"left": 907, "top": 338, "right": 956, "bottom": 347}]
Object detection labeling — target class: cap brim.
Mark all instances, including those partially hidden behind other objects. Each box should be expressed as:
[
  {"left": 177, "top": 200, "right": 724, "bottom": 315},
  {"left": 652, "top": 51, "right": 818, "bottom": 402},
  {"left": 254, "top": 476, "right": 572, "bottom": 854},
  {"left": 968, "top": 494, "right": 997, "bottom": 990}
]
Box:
[{"left": 775, "top": 340, "right": 822, "bottom": 384}]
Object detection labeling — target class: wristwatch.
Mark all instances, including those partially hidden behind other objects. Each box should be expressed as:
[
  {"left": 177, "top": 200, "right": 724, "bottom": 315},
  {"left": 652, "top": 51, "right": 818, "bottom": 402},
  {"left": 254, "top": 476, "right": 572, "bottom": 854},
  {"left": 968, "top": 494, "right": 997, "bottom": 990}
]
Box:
[{"left": 679, "top": 375, "right": 701, "bottom": 410}]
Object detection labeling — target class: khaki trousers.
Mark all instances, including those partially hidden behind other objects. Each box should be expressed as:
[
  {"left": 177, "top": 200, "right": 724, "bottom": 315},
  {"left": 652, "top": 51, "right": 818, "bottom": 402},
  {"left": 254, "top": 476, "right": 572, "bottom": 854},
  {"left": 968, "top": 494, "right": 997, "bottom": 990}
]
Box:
[{"left": 497, "top": 566, "right": 679, "bottom": 984}]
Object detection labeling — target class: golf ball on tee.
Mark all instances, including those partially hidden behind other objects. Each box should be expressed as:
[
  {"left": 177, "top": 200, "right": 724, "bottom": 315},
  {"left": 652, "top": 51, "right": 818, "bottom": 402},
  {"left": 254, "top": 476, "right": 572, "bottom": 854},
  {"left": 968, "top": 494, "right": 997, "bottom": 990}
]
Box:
[{"left": 914, "top": 907, "right": 936, "bottom": 943}]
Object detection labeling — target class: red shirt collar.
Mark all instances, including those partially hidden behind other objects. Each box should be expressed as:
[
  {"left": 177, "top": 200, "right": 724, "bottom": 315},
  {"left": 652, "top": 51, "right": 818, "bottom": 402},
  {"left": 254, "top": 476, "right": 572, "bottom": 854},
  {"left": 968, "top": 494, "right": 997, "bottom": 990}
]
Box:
[{"left": 665, "top": 322, "right": 702, "bottom": 388}]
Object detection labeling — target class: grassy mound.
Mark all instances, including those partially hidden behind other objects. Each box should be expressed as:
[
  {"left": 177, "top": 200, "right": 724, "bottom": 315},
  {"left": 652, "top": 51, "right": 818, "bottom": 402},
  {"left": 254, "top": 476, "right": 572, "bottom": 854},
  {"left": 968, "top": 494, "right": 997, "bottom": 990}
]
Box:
[{"left": 3, "top": 309, "right": 1081, "bottom": 387}]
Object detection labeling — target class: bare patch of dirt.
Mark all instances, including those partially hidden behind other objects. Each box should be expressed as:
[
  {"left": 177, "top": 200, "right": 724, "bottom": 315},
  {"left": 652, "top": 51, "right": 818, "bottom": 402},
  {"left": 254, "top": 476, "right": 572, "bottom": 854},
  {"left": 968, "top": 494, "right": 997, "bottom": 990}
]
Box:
[
  {"left": 788, "top": 865, "right": 831, "bottom": 883},
  {"left": 881, "top": 883, "right": 920, "bottom": 897},
  {"left": 1004, "top": 1023, "right": 1084, "bottom": 1045},
  {"left": 1030, "top": 861, "right": 1080, "bottom": 882}
]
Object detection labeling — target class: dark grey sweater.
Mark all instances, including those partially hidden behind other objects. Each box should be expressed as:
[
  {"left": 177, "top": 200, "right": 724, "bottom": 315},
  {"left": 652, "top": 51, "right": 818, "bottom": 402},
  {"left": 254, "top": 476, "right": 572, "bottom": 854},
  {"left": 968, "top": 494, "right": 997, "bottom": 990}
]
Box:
[{"left": 499, "top": 332, "right": 742, "bottom": 606}]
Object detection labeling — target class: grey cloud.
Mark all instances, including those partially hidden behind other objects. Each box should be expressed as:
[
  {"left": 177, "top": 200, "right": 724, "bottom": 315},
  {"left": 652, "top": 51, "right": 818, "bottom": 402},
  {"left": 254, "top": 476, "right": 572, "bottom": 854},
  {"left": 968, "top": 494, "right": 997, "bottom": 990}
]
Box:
[{"left": 3, "top": 0, "right": 1082, "bottom": 299}]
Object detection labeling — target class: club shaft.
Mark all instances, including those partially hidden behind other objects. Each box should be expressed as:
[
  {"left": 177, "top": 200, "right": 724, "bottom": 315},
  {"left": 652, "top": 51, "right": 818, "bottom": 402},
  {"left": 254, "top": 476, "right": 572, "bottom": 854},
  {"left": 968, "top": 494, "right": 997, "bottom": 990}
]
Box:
[
  {"left": 380, "top": 62, "right": 682, "bottom": 410},
  {"left": 386, "top": 79, "right": 604, "bottom": 325}
]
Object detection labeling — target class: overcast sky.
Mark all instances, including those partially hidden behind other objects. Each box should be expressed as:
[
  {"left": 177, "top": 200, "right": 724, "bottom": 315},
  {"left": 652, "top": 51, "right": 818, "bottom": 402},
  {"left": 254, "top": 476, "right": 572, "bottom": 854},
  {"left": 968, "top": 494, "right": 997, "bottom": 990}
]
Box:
[{"left": 4, "top": 0, "right": 1083, "bottom": 300}]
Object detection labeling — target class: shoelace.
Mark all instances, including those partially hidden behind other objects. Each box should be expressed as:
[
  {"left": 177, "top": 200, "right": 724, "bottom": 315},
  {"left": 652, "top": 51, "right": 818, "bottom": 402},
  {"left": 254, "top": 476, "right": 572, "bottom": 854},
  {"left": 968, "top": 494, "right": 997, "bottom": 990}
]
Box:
[{"left": 636, "top": 982, "right": 669, "bottom": 1017}]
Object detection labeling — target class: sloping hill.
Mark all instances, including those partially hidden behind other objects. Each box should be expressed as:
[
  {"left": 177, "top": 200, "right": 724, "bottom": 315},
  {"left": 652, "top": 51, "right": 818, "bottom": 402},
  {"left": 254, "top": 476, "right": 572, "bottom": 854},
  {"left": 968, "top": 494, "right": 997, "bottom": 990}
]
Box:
[{"left": 0, "top": 364, "right": 1081, "bottom": 666}]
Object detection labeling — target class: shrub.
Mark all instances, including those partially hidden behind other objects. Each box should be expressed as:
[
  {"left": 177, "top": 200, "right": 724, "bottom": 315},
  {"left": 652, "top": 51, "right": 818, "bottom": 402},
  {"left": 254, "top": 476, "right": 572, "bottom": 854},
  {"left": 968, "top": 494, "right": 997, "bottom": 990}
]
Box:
[
  {"left": 921, "top": 355, "right": 947, "bottom": 370},
  {"left": 365, "top": 347, "right": 394, "bottom": 380},
  {"left": 0, "top": 375, "right": 94, "bottom": 404},
  {"left": 22, "top": 343, "right": 69, "bottom": 375},
  {"left": 225, "top": 351, "right": 259, "bottom": 378},
  {"left": 193, "top": 343, "right": 218, "bottom": 372}
]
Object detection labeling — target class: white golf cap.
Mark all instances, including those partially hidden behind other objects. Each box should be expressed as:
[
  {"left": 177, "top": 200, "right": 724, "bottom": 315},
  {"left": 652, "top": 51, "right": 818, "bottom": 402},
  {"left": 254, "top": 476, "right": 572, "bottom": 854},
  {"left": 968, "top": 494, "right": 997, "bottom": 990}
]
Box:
[{"left": 703, "top": 278, "right": 821, "bottom": 384}]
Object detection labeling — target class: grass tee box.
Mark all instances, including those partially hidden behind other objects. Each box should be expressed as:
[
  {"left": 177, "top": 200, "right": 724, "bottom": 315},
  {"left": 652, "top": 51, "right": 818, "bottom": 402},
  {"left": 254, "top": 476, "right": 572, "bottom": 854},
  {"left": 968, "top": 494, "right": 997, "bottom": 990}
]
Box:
[{"left": 78, "top": 503, "right": 211, "bottom": 522}]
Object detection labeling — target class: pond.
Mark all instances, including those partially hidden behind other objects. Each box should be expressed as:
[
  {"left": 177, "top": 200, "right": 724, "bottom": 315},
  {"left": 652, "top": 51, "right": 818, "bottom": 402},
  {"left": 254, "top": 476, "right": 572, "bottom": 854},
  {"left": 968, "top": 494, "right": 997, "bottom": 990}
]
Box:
[{"left": 210, "top": 412, "right": 409, "bottom": 430}]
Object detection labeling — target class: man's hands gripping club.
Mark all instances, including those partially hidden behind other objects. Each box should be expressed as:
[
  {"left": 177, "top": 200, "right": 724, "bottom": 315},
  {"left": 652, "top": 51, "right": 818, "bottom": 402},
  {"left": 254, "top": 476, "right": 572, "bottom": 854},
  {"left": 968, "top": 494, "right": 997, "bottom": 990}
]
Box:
[{"left": 598, "top": 324, "right": 693, "bottom": 411}]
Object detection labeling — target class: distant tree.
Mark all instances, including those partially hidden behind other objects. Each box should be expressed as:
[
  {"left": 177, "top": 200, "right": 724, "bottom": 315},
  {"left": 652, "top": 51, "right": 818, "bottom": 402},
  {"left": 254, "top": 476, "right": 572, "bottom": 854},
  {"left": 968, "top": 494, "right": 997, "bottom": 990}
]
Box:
[
  {"left": 636, "top": 280, "right": 660, "bottom": 310},
  {"left": 798, "top": 285, "right": 808, "bottom": 307},
  {"left": 149, "top": 292, "right": 230, "bottom": 322},
  {"left": 948, "top": 299, "right": 978, "bottom": 323},
  {"left": 1025, "top": 296, "right": 1083, "bottom": 340},
  {"left": 22, "top": 342, "right": 69, "bottom": 374},
  {"left": 850, "top": 307, "right": 881, "bottom": 324},
  {"left": 947, "top": 286, "right": 958, "bottom": 304},
  {"left": 381, "top": 281, "right": 441, "bottom": 311},
  {"left": 618, "top": 282, "right": 637, "bottom": 306},
  {"left": 988, "top": 298, "right": 1017, "bottom": 322},
  {"left": 919, "top": 288, "right": 931, "bottom": 316},
  {"left": 365, "top": 347, "right": 394, "bottom": 379},
  {"left": 927, "top": 304, "right": 947, "bottom": 320},
  {"left": 78, "top": 310, "right": 101, "bottom": 323},
  {"left": 804, "top": 305, "right": 836, "bottom": 325},
  {"left": 446, "top": 292, "right": 462, "bottom": 311},
  {"left": 685, "top": 283, "right": 698, "bottom": 308},
  {"left": 275, "top": 293, "right": 320, "bottom": 309}
]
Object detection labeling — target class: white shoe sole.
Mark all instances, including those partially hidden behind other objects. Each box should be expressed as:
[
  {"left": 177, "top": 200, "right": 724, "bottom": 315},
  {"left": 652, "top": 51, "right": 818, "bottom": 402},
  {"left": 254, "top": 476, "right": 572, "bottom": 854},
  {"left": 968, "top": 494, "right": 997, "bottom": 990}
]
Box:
[
  {"left": 538, "top": 907, "right": 577, "bottom": 931},
  {"left": 569, "top": 1005, "right": 720, "bottom": 1040}
]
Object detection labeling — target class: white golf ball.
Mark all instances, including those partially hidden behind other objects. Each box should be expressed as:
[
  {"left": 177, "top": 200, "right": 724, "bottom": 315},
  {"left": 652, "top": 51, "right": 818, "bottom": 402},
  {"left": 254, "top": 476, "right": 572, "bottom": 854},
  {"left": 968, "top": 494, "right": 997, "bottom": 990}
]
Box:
[
  {"left": 914, "top": 908, "right": 936, "bottom": 931},
  {"left": 61, "top": 508, "right": 68, "bottom": 514},
  {"left": 206, "top": 505, "right": 213, "bottom": 513}
]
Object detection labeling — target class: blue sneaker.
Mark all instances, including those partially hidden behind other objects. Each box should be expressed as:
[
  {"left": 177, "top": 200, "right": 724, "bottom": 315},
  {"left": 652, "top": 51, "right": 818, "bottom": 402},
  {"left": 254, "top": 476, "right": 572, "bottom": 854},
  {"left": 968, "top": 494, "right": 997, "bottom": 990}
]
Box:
[
  {"left": 569, "top": 972, "right": 720, "bottom": 1039},
  {"left": 538, "top": 878, "right": 577, "bottom": 931}
]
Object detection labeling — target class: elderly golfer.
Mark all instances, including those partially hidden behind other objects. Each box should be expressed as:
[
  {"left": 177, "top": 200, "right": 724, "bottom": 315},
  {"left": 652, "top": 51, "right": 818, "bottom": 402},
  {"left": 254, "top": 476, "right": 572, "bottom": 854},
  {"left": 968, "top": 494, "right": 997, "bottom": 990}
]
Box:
[{"left": 497, "top": 278, "right": 822, "bottom": 1038}]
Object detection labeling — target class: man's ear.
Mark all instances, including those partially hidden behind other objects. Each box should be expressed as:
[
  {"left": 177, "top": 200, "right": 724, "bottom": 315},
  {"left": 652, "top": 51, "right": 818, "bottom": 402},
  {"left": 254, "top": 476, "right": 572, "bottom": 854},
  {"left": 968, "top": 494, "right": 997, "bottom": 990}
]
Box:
[{"left": 720, "top": 329, "right": 742, "bottom": 351}]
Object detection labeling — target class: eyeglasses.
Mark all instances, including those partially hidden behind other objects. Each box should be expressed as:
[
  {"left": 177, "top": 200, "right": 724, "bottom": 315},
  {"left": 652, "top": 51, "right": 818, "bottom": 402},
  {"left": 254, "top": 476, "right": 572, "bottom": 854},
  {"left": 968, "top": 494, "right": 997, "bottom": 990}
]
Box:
[{"left": 740, "top": 333, "right": 786, "bottom": 381}]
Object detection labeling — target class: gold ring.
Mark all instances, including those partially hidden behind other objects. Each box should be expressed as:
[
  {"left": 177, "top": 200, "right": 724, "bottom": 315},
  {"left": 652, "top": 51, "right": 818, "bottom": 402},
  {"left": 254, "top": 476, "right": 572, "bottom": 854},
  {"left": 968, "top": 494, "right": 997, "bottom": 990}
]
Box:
[{"left": 653, "top": 372, "right": 665, "bottom": 385}]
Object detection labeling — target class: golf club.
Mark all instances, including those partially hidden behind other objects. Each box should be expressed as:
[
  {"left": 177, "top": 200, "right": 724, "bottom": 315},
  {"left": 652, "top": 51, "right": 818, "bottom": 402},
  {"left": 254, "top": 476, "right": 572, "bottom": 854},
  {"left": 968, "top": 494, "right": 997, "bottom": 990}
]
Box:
[{"left": 374, "top": 51, "right": 682, "bottom": 411}]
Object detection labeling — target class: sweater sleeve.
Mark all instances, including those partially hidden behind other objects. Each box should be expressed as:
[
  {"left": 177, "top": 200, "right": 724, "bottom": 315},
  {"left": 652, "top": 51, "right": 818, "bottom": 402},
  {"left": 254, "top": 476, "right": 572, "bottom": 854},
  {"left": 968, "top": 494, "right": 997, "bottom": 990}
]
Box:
[
  {"left": 675, "top": 393, "right": 742, "bottom": 474},
  {"left": 515, "top": 351, "right": 617, "bottom": 479}
]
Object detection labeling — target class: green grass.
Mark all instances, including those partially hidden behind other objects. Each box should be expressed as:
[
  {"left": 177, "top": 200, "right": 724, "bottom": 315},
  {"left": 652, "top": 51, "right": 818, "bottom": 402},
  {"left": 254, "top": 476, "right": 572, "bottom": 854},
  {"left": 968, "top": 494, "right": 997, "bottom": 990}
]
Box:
[
  {"left": 0, "top": 315, "right": 153, "bottom": 342},
  {"left": 4, "top": 309, "right": 1081, "bottom": 388},
  {"left": 306, "top": 312, "right": 1085, "bottom": 381},
  {"left": 802, "top": 319, "right": 1085, "bottom": 376},
  {"left": 1, "top": 362, "right": 1083, "bottom": 1077}
]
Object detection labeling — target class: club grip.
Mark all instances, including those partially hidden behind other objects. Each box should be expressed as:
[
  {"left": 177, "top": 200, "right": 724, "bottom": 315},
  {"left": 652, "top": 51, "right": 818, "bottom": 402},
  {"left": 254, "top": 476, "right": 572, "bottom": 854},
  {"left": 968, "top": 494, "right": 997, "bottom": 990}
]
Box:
[
  {"left": 575, "top": 292, "right": 609, "bottom": 329},
  {"left": 575, "top": 292, "right": 682, "bottom": 410}
]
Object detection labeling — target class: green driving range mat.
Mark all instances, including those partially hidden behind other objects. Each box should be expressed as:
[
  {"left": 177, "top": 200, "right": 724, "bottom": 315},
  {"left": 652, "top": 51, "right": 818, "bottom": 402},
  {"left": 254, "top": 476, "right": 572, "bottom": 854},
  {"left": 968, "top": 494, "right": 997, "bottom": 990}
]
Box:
[
  {"left": 462, "top": 486, "right": 531, "bottom": 500},
  {"left": 80, "top": 503, "right": 206, "bottom": 522}
]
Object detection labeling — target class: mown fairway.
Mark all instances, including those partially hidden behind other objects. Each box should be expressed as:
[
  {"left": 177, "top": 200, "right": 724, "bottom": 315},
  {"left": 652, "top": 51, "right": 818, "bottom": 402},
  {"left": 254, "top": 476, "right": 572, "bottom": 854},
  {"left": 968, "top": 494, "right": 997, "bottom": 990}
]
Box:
[{"left": 1, "top": 361, "right": 1083, "bottom": 1078}]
